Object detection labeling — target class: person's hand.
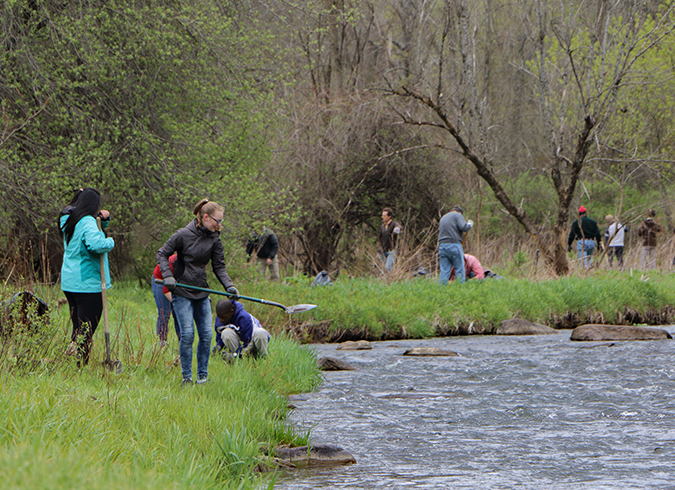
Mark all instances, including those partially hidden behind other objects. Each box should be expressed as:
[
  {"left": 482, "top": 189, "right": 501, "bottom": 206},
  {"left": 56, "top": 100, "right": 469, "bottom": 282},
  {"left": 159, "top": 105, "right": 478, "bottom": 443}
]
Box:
[
  {"left": 467, "top": 219, "right": 474, "bottom": 228},
  {"left": 226, "top": 286, "right": 240, "bottom": 300},
  {"left": 98, "top": 209, "right": 110, "bottom": 220},
  {"left": 164, "top": 276, "right": 176, "bottom": 291},
  {"left": 567, "top": 245, "right": 572, "bottom": 253},
  {"left": 266, "top": 258, "right": 273, "bottom": 266}
]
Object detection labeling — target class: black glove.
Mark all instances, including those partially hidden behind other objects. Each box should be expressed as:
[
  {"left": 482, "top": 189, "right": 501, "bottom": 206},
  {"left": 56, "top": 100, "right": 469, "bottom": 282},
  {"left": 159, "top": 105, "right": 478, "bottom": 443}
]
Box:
[
  {"left": 164, "top": 276, "right": 176, "bottom": 291},
  {"left": 567, "top": 246, "right": 571, "bottom": 253},
  {"left": 226, "top": 286, "right": 239, "bottom": 300}
]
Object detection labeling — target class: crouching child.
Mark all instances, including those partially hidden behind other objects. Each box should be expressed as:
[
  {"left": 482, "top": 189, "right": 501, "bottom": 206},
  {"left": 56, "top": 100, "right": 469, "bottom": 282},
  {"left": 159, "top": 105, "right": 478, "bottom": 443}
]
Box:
[{"left": 214, "top": 299, "right": 269, "bottom": 360}]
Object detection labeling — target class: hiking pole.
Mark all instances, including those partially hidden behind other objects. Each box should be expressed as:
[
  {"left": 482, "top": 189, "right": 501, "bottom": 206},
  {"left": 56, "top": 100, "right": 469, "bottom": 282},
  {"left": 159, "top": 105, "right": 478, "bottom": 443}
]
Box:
[
  {"left": 97, "top": 217, "right": 121, "bottom": 373},
  {"left": 154, "top": 279, "right": 317, "bottom": 314}
]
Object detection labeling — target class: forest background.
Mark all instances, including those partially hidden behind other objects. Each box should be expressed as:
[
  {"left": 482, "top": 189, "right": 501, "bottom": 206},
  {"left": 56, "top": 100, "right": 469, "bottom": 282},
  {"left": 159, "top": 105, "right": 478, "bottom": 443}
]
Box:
[{"left": 2, "top": 0, "right": 675, "bottom": 284}]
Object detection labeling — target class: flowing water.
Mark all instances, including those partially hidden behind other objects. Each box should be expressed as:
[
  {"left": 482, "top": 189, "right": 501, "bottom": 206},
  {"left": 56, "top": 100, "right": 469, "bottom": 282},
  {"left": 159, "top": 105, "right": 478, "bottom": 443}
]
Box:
[{"left": 276, "top": 329, "right": 675, "bottom": 489}]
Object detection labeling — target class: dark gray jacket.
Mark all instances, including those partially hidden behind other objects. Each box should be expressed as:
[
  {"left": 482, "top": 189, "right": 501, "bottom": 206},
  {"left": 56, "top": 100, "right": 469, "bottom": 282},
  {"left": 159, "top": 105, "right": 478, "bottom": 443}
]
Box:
[
  {"left": 157, "top": 219, "right": 234, "bottom": 300},
  {"left": 438, "top": 211, "right": 472, "bottom": 244}
]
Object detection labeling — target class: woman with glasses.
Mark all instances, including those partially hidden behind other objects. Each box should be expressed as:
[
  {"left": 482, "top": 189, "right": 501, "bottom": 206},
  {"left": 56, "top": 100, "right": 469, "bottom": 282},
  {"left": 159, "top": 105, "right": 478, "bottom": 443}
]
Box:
[
  {"left": 157, "top": 199, "right": 239, "bottom": 386},
  {"left": 60, "top": 187, "right": 115, "bottom": 366}
]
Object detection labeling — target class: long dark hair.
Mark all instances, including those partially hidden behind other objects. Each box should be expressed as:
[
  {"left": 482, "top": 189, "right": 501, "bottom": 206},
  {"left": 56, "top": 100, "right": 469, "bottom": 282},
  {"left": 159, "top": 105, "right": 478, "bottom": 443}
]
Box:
[{"left": 61, "top": 188, "right": 101, "bottom": 244}]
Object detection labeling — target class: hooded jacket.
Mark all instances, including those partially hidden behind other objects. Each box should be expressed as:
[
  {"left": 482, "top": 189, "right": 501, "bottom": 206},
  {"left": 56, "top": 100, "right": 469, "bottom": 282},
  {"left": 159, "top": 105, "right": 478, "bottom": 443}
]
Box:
[
  {"left": 60, "top": 215, "right": 115, "bottom": 293},
  {"left": 638, "top": 218, "right": 662, "bottom": 247},
  {"left": 214, "top": 301, "right": 267, "bottom": 349},
  {"left": 157, "top": 218, "right": 234, "bottom": 300}
]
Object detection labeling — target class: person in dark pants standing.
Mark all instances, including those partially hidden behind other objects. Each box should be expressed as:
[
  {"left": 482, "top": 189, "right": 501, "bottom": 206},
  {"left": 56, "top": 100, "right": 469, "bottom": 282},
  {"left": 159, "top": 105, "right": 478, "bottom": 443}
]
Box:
[
  {"left": 157, "top": 199, "right": 239, "bottom": 386},
  {"left": 59, "top": 188, "right": 115, "bottom": 366}
]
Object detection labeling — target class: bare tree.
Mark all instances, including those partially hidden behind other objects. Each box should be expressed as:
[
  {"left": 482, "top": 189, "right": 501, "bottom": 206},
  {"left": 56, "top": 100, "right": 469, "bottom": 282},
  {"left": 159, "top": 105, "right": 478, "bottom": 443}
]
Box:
[{"left": 384, "top": 0, "right": 675, "bottom": 275}]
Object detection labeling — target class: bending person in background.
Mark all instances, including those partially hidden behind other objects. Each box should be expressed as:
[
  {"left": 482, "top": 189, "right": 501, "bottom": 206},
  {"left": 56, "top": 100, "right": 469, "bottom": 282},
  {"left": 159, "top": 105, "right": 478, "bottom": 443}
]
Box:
[
  {"left": 157, "top": 199, "right": 239, "bottom": 386},
  {"left": 214, "top": 299, "right": 269, "bottom": 361},
  {"left": 450, "top": 254, "right": 485, "bottom": 282},
  {"left": 438, "top": 206, "right": 473, "bottom": 284},
  {"left": 60, "top": 188, "right": 115, "bottom": 366},
  {"left": 246, "top": 225, "right": 280, "bottom": 281},
  {"left": 152, "top": 253, "right": 179, "bottom": 345}
]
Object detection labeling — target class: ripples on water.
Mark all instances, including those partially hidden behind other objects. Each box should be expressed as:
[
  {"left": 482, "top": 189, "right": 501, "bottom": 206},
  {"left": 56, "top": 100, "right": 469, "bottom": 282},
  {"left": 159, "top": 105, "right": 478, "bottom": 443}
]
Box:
[{"left": 276, "top": 329, "right": 675, "bottom": 489}]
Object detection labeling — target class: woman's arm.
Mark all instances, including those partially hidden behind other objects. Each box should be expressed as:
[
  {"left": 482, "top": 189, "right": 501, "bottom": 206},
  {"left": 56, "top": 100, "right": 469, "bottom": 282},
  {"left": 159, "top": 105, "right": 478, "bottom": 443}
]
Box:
[{"left": 81, "top": 216, "right": 115, "bottom": 254}]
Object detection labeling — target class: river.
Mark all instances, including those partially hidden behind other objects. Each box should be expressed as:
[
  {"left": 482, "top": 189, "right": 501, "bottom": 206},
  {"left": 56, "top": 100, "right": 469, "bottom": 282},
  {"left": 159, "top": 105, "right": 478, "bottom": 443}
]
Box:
[{"left": 276, "top": 329, "right": 675, "bottom": 489}]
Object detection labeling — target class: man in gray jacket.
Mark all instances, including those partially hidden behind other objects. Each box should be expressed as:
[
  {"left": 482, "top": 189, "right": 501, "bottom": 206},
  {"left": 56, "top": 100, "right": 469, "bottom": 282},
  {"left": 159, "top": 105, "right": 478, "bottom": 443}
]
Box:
[{"left": 438, "top": 206, "right": 473, "bottom": 284}]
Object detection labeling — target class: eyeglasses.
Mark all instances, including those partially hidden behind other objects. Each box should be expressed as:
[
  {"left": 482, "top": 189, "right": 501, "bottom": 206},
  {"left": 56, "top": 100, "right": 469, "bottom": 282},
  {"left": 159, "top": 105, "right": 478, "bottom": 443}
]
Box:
[{"left": 209, "top": 215, "right": 223, "bottom": 225}]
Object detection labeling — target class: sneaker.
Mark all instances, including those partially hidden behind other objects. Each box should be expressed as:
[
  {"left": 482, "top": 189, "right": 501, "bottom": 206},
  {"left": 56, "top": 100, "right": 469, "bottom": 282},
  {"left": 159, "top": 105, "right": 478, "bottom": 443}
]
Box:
[
  {"left": 196, "top": 376, "right": 208, "bottom": 385},
  {"left": 182, "top": 378, "right": 193, "bottom": 386}
]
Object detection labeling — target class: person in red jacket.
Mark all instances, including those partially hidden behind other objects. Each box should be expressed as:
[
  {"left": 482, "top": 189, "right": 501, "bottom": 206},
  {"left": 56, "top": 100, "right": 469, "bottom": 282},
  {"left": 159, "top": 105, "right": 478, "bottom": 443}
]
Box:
[
  {"left": 450, "top": 254, "right": 485, "bottom": 282},
  {"left": 152, "top": 253, "right": 179, "bottom": 345}
]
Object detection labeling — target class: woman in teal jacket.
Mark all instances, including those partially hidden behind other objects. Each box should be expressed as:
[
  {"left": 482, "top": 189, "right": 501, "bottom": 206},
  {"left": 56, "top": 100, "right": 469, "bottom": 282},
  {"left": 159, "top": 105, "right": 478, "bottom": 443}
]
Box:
[{"left": 60, "top": 188, "right": 115, "bottom": 365}]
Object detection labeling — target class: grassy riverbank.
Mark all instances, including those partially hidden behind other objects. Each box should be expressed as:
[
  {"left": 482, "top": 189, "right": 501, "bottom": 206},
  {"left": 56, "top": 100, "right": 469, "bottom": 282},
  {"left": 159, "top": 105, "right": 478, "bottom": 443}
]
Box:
[
  {"left": 0, "top": 284, "right": 321, "bottom": 489},
  {"left": 239, "top": 270, "right": 675, "bottom": 341},
  {"left": 2, "top": 270, "right": 674, "bottom": 487}
]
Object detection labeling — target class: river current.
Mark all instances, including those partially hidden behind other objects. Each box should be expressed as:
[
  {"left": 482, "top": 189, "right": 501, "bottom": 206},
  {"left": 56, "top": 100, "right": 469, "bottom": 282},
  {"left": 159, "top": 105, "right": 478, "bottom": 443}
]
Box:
[{"left": 276, "top": 329, "right": 675, "bottom": 489}]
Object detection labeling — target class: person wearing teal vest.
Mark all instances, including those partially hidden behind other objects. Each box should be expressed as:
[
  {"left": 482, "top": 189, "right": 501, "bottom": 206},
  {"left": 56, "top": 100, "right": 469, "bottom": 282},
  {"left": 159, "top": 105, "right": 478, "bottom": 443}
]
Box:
[{"left": 60, "top": 188, "right": 115, "bottom": 366}]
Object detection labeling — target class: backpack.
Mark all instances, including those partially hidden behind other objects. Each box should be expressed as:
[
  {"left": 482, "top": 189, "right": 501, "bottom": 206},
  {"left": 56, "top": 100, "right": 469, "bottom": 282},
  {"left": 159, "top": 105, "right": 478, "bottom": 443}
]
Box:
[{"left": 311, "top": 271, "right": 333, "bottom": 286}]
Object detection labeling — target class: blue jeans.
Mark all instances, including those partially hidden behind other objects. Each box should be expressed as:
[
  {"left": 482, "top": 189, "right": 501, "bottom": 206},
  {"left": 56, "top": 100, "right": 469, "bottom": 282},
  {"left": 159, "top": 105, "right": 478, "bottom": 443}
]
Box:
[
  {"left": 576, "top": 239, "right": 596, "bottom": 269},
  {"left": 151, "top": 277, "right": 180, "bottom": 342},
  {"left": 439, "top": 243, "right": 465, "bottom": 284},
  {"left": 173, "top": 295, "right": 212, "bottom": 380},
  {"left": 382, "top": 251, "right": 396, "bottom": 272}
]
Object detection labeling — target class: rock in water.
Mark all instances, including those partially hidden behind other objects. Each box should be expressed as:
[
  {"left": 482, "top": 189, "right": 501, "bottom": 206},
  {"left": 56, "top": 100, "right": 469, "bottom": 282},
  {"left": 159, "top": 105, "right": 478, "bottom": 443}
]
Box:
[
  {"left": 317, "top": 356, "right": 355, "bottom": 371},
  {"left": 402, "top": 347, "right": 458, "bottom": 357},
  {"left": 571, "top": 324, "right": 672, "bottom": 341},
  {"left": 275, "top": 444, "right": 356, "bottom": 467},
  {"left": 496, "top": 319, "right": 556, "bottom": 335},
  {"left": 336, "top": 340, "right": 372, "bottom": 350}
]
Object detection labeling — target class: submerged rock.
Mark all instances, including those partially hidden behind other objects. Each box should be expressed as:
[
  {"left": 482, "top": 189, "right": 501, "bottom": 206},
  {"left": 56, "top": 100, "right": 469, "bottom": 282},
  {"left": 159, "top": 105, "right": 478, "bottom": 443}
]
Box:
[
  {"left": 336, "top": 340, "right": 372, "bottom": 350},
  {"left": 317, "top": 356, "right": 355, "bottom": 371},
  {"left": 373, "top": 392, "right": 453, "bottom": 399},
  {"left": 275, "top": 444, "right": 356, "bottom": 467},
  {"left": 496, "top": 319, "right": 555, "bottom": 335},
  {"left": 402, "top": 347, "right": 458, "bottom": 357},
  {"left": 571, "top": 324, "right": 672, "bottom": 341}
]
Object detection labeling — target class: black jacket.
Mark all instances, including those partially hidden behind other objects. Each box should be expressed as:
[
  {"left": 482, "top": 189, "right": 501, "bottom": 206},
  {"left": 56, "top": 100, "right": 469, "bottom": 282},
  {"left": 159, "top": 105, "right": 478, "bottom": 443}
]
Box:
[
  {"left": 157, "top": 218, "right": 234, "bottom": 300},
  {"left": 246, "top": 228, "right": 278, "bottom": 260},
  {"left": 568, "top": 215, "right": 602, "bottom": 247}
]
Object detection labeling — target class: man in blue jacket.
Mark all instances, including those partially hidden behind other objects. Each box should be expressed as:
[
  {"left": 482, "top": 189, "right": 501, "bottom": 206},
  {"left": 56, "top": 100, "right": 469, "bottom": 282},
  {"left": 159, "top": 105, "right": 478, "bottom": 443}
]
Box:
[{"left": 214, "top": 299, "right": 269, "bottom": 360}]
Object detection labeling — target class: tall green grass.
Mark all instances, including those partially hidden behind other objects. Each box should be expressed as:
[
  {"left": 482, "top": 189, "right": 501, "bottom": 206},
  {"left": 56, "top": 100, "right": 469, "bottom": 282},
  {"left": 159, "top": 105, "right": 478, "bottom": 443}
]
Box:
[
  {"left": 0, "top": 283, "right": 322, "bottom": 489},
  {"left": 3, "top": 269, "right": 674, "bottom": 488},
  {"left": 239, "top": 270, "right": 675, "bottom": 337}
]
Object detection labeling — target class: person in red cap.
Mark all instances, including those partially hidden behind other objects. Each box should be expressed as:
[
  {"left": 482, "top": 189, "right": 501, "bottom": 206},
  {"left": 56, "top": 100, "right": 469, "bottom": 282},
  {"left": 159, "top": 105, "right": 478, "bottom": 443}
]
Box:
[{"left": 567, "top": 205, "right": 602, "bottom": 269}]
